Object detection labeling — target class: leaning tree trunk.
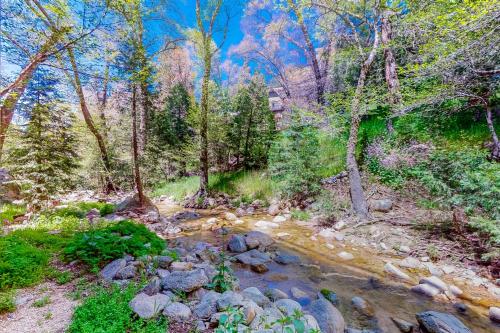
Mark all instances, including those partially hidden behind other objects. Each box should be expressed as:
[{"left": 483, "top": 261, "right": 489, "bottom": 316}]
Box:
[
  {"left": 132, "top": 85, "right": 145, "bottom": 205},
  {"left": 381, "top": 11, "right": 402, "bottom": 134},
  {"left": 67, "top": 47, "right": 116, "bottom": 193},
  {"left": 347, "top": 29, "right": 380, "bottom": 220},
  {"left": 199, "top": 50, "right": 211, "bottom": 196},
  {"left": 486, "top": 105, "right": 500, "bottom": 161},
  {"left": 0, "top": 32, "right": 60, "bottom": 162}
]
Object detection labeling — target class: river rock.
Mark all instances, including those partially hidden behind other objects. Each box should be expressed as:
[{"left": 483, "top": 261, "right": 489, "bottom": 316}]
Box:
[
  {"left": 309, "top": 298, "right": 346, "bottom": 333},
  {"left": 100, "top": 258, "right": 127, "bottom": 281},
  {"left": 272, "top": 215, "right": 287, "bottom": 223},
  {"left": 266, "top": 288, "right": 288, "bottom": 301},
  {"left": 370, "top": 199, "right": 393, "bottom": 212},
  {"left": 275, "top": 252, "right": 300, "bottom": 265},
  {"left": 241, "top": 299, "right": 262, "bottom": 324},
  {"left": 304, "top": 314, "right": 321, "bottom": 331},
  {"left": 217, "top": 291, "right": 244, "bottom": 310},
  {"left": 391, "top": 317, "right": 414, "bottom": 333},
  {"left": 242, "top": 287, "right": 270, "bottom": 307},
  {"left": 411, "top": 284, "right": 440, "bottom": 297},
  {"left": 163, "top": 302, "right": 191, "bottom": 321},
  {"left": 268, "top": 203, "right": 280, "bottom": 216},
  {"left": 170, "top": 210, "right": 201, "bottom": 221},
  {"left": 193, "top": 291, "right": 221, "bottom": 319},
  {"left": 115, "top": 265, "right": 137, "bottom": 279},
  {"left": 236, "top": 208, "right": 246, "bottom": 217},
  {"left": 250, "top": 306, "right": 283, "bottom": 330},
  {"left": 319, "top": 228, "right": 335, "bottom": 239},
  {"left": 319, "top": 289, "right": 339, "bottom": 305},
  {"left": 338, "top": 251, "right": 354, "bottom": 260},
  {"left": 291, "top": 287, "right": 308, "bottom": 299},
  {"left": 142, "top": 277, "right": 161, "bottom": 296},
  {"left": 420, "top": 276, "right": 448, "bottom": 292},
  {"left": 235, "top": 249, "right": 271, "bottom": 273},
  {"left": 384, "top": 262, "right": 411, "bottom": 281},
  {"left": 116, "top": 193, "right": 158, "bottom": 213},
  {"left": 275, "top": 299, "right": 302, "bottom": 316},
  {"left": 129, "top": 292, "right": 171, "bottom": 319},
  {"left": 244, "top": 231, "right": 274, "bottom": 250},
  {"left": 156, "top": 255, "right": 174, "bottom": 269},
  {"left": 416, "top": 311, "right": 472, "bottom": 333},
  {"left": 170, "top": 262, "right": 193, "bottom": 271},
  {"left": 228, "top": 234, "right": 248, "bottom": 253},
  {"left": 400, "top": 257, "right": 423, "bottom": 269},
  {"left": 490, "top": 307, "right": 500, "bottom": 323},
  {"left": 157, "top": 268, "right": 170, "bottom": 279},
  {"left": 351, "top": 296, "right": 374, "bottom": 317},
  {"left": 162, "top": 269, "right": 208, "bottom": 292},
  {"left": 224, "top": 212, "right": 237, "bottom": 221},
  {"left": 255, "top": 220, "right": 279, "bottom": 229}
]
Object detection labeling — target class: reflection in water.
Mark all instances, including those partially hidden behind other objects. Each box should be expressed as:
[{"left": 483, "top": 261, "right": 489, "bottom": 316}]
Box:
[{"left": 158, "top": 202, "right": 499, "bottom": 332}]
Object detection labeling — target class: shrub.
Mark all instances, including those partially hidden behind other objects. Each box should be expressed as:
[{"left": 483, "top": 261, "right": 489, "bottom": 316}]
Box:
[
  {"left": 0, "top": 203, "right": 26, "bottom": 224},
  {"left": 0, "top": 290, "right": 16, "bottom": 314},
  {"left": 207, "top": 252, "right": 235, "bottom": 293},
  {"left": 64, "top": 221, "right": 165, "bottom": 269},
  {"left": 68, "top": 284, "right": 167, "bottom": 333},
  {"left": 269, "top": 124, "right": 321, "bottom": 199},
  {"left": 49, "top": 202, "right": 116, "bottom": 219}
]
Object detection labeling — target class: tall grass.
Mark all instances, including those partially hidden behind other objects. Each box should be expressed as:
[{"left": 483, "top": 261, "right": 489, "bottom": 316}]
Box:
[{"left": 0, "top": 203, "right": 26, "bottom": 225}]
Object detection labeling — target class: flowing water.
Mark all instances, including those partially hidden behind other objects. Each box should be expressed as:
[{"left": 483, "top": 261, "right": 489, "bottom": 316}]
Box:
[{"left": 157, "top": 202, "right": 499, "bottom": 332}]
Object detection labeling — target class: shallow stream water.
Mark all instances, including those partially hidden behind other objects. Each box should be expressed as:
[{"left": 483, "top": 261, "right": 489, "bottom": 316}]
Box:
[{"left": 157, "top": 202, "right": 499, "bottom": 332}]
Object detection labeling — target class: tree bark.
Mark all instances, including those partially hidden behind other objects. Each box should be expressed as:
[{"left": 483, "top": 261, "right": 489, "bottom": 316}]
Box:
[
  {"left": 132, "top": 85, "right": 145, "bottom": 205},
  {"left": 287, "top": 0, "right": 325, "bottom": 105},
  {"left": 199, "top": 50, "right": 211, "bottom": 195},
  {"left": 98, "top": 60, "right": 110, "bottom": 142},
  {"left": 381, "top": 11, "right": 401, "bottom": 134},
  {"left": 67, "top": 47, "right": 116, "bottom": 193},
  {"left": 347, "top": 28, "right": 380, "bottom": 220},
  {"left": 486, "top": 105, "right": 500, "bottom": 161},
  {"left": 0, "top": 32, "right": 60, "bottom": 162}
]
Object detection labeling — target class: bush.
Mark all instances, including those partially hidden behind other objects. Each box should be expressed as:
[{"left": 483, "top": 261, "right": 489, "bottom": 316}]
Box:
[
  {"left": 0, "top": 290, "right": 16, "bottom": 314},
  {"left": 49, "top": 202, "right": 116, "bottom": 219},
  {"left": 269, "top": 124, "right": 321, "bottom": 199},
  {"left": 69, "top": 284, "right": 167, "bottom": 333},
  {"left": 64, "top": 221, "right": 165, "bottom": 269}
]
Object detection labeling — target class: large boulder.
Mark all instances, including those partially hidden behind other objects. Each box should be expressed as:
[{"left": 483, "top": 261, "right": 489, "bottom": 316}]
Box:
[
  {"left": 116, "top": 193, "right": 158, "bottom": 213},
  {"left": 234, "top": 249, "right": 271, "bottom": 273},
  {"left": 216, "top": 291, "right": 244, "bottom": 310},
  {"left": 228, "top": 234, "right": 248, "bottom": 253},
  {"left": 129, "top": 292, "right": 171, "bottom": 319},
  {"left": 309, "top": 298, "right": 346, "bottom": 333},
  {"left": 244, "top": 231, "right": 274, "bottom": 250},
  {"left": 0, "top": 168, "right": 20, "bottom": 203},
  {"left": 370, "top": 199, "right": 393, "bottom": 212},
  {"left": 415, "top": 311, "right": 472, "bottom": 333},
  {"left": 100, "top": 259, "right": 127, "bottom": 281},
  {"left": 162, "top": 269, "right": 208, "bottom": 292}
]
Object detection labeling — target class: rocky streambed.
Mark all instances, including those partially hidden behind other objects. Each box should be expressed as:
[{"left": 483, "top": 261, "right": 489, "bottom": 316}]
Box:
[{"left": 101, "top": 198, "right": 499, "bottom": 332}]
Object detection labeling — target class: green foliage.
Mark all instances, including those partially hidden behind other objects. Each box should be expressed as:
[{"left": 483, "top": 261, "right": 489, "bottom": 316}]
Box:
[
  {"left": 269, "top": 123, "right": 321, "bottom": 199},
  {"left": 207, "top": 252, "right": 235, "bottom": 293},
  {"left": 151, "top": 176, "right": 199, "bottom": 201},
  {"left": 64, "top": 221, "right": 165, "bottom": 269},
  {"left": 69, "top": 284, "right": 168, "bottom": 333},
  {"left": 0, "top": 203, "right": 26, "bottom": 224},
  {"left": 291, "top": 209, "right": 310, "bottom": 221},
  {"left": 48, "top": 202, "right": 116, "bottom": 219},
  {"left": 0, "top": 290, "right": 16, "bottom": 314},
  {"left": 33, "top": 295, "right": 51, "bottom": 308},
  {"left": 215, "top": 306, "right": 245, "bottom": 333}
]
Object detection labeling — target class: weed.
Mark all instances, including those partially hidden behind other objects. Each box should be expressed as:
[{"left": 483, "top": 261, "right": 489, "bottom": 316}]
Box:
[
  {"left": 291, "top": 209, "right": 310, "bottom": 221},
  {"left": 0, "top": 290, "right": 16, "bottom": 314},
  {"left": 426, "top": 245, "right": 440, "bottom": 261},
  {"left": 207, "top": 252, "right": 235, "bottom": 293},
  {"left": 33, "top": 295, "right": 51, "bottom": 307},
  {"left": 44, "top": 312, "right": 53, "bottom": 320}
]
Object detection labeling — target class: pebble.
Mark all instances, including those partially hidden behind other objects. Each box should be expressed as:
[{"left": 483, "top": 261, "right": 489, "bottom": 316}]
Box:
[
  {"left": 325, "top": 243, "right": 334, "bottom": 250},
  {"left": 276, "top": 232, "right": 291, "bottom": 239},
  {"left": 255, "top": 220, "right": 279, "bottom": 229},
  {"left": 420, "top": 276, "right": 447, "bottom": 292},
  {"left": 411, "top": 284, "right": 440, "bottom": 297},
  {"left": 272, "top": 215, "right": 287, "bottom": 223},
  {"left": 384, "top": 262, "right": 411, "bottom": 281},
  {"left": 399, "top": 245, "right": 411, "bottom": 253},
  {"left": 337, "top": 251, "right": 354, "bottom": 260},
  {"left": 400, "top": 257, "right": 423, "bottom": 269},
  {"left": 490, "top": 307, "right": 500, "bottom": 323},
  {"left": 453, "top": 303, "right": 468, "bottom": 313},
  {"left": 391, "top": 317, "right": 414, "bottom": 333},
  {"left": 449, "top": 285, "right": 463, "bottom": 297},
  {"left": 291, "top": 287, "right": 309, "bottom": 299}
]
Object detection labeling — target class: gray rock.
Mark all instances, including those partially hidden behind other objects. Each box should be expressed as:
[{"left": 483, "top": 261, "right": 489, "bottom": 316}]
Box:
[
  {"left": 275, "top": 299, "right": 302, "bottom": 316},
  {"left": 268, "top": 203, "right": 280, "bottom": 216},
  {"left": 242, "top": 287, "right": 270, "bottom": 307},
  {"left": 241, "top": 299, "right": 262, "bottom": 324},
  {"left": 318, "top": 289, "right": 339, "bottom": 305},
  {"left": 290, "top": 287, "right": 308, "bottom": 299},
  {"left": 420, "top": 276, "right": 448, "bottom": 292},
  {"left": 250, "top": 306, "right": 283, "bottom": 330},
  {"left": 391, "top": 317, "right": 414, "bottom": 333},
  {"left": 170, "top": 261, "right": 194, "bottom": 271},
  {"left": 163, "top": 302, "right": 192, "bottom": 321},
  {"left": 100, "top": 259, "right": 127, "bottom": 281},
  {"left": 351, "top": 296, "right": 374, "bottom": 317},
  {"left": 116, "top": 193, "right": 158, "bottom": 214},
  {"left": 115, "top": 265, "right": 137, "bottom": 280},
  {"left": 453, "top": 303, "right": 468, "bottom": 313},
  {"left": 275, "top": 252, "right": 300, "bottom": 265},
  {"left": 169, "top": 210, "right": 200, "bottom": 222},
  {"left": 157, "top": 268, "right": 170, "bottom": 279},
  {"left": 228, "top": 234, "right": 248, "bottom": 253},
  {"left": 415, "top": 311, "right": 472, "bottom": 333},
  {"left": 143, "top": 277, "right": 161, "bottom": 296},
  {"left": 384, "top": 262, "right": 411, "bottom": 281},
  {"left": 490, "top": 307, "right": 500, "bottom": 323},
  {"left": 217, "top": 291, "right": 244, "bottom": 310},
  {"left": 304, "top": 314, "right": 321, "bottom": 331},
  {"left": 265, "top": 288, "right": 288, "bottom": 301},
  {"left": 129, "top": 292, "right": 171, "bottom": 319},
  {"left": 156, "top": 256, "right": 174, "bottom": 269},
  {"left": 234, "top": 249, "right": 271, "bottom": 273},
  {"left": 162, "top": 269, "right": 209, "bottom": 292},
  {"left": 244, "top": 231, "right": 274, "bottom": 250},
  {"left": 193, "top": 291, "right": 221, "bottom": 319},
  {"left": 411, "top": 284, "right": 440, "bottom": 297},
  {"left": 309, "top": 298, "right": 346, "bottom": 333},
  {"left": 370, "top": 199, "right": 393, "bottom": 212}
]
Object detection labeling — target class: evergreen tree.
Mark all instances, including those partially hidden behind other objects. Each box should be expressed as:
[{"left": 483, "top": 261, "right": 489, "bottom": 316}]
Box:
[{"left": 6, "top": 72, "right": 79, "bottom": 211}]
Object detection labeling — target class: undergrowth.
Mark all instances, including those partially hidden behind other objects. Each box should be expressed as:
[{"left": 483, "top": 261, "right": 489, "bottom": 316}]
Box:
[{"left": 0, "top": 203, "right": 26, "bottom": 225}]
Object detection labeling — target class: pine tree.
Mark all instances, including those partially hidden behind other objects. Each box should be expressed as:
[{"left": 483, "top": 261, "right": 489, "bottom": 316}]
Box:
[{"left": 6, "top": 72, "right": 79, "bottom": 211}]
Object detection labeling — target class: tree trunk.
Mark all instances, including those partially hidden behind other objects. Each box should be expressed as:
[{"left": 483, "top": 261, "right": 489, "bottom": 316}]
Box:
[
  {"left": 132, "top": 85, "right": 145, "bottom": 205},
  {"left": 139, "top": 82, "right": 149, "bottom": 154},
  {"left": 0, "top": 33, "right": 60, "bottom": 162},
  {"left": 98, "top": 61, "right": 110, "bottom": 142},
  {"left": 486, "top": 105, "right": 500, "bottom": 161},
  {"left": 288, "top": 0, "right": 324, "bottom": 105},
  {"left": 381, "top": 11, "right": 401, "bottom": 134},
  {"left": 243, "top": 103, "right": 254, "bottom": 169},
  {"left": 199, "top": 50, "right": 211, "bottom": 195},
  {"left": 67, "top": 47, "right": 116, "bottom": 193},
  {"left": 347, "top": 29, "right": 380, "bottom": 220}
]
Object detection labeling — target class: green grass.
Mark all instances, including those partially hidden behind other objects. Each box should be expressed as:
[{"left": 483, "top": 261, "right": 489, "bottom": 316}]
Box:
[
  {"left": 48, "top": 202, "right": 116, "bottom": 219},
  {"left": 0, "top": 203, "right": 26, "bottom": 225},
  {"left": 68, "top": 284, "right": 168, "bottom": 333},
  {"left": 291, "top": 209, "right": 311, "bottom": 221},
  {"left": 33, "top": 295, "right": 51, "bottom": 308},
  {"left": 0, "top": 290, "right": 16, "bottom": 314}
]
